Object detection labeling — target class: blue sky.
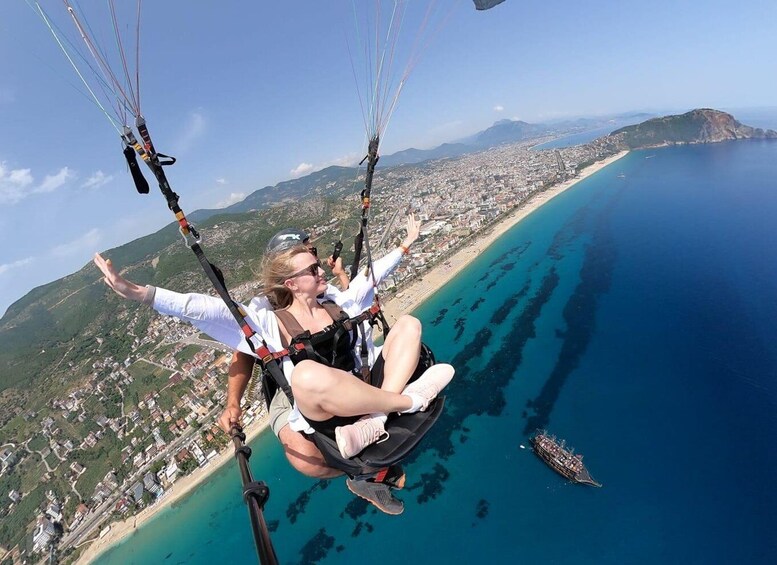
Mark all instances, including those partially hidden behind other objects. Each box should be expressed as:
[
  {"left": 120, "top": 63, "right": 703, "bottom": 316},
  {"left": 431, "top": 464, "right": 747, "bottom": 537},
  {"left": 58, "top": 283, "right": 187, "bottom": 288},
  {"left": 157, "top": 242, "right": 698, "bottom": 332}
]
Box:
[{"left": 1, "top": 0, "right": 776, "bottom": 316}]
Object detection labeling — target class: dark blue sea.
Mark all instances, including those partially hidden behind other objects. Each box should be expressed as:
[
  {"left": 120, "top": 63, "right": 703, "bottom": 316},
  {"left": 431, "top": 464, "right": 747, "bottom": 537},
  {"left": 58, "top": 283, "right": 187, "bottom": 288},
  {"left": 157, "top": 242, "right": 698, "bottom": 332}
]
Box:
[{"left": 96, "top": 141, "right": 777, "bottom": 564}]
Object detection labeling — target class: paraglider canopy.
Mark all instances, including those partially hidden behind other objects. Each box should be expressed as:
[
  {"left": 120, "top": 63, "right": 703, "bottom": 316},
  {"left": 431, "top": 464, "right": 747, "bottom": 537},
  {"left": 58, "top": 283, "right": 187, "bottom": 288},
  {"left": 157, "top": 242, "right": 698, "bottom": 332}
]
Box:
[{"left": 473, "top": 0, "right": 507, "bottom": 10}]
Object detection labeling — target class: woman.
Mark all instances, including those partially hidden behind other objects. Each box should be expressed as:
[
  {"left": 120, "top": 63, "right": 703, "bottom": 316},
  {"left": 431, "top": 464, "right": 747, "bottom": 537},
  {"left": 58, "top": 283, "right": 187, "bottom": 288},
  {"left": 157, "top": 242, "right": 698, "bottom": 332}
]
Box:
[
  {"left": 220, "top": 218, "right": 425, "bottom": 482},
  {"left": 93, "top": 230, "right": 454, "bottom": 510}
]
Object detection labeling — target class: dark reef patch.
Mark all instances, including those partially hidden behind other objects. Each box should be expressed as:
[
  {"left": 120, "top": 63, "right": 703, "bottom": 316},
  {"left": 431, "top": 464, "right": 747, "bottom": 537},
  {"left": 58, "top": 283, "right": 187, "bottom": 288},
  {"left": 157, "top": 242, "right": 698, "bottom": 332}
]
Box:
[
  {"left": 450, "top": 327, "right": 493, "bottom": 370},
  {"left": 453, "top": 317, "right": 466, "bottom": 341},
  {"left": 298, "top": 528, "right": 336, "bottom": 564},
  {"left": 547, "top": 201, "right": 593, "bottom": 260},
  {"left": 430, "top": 307, "right": 449, "bottom": 326},
  {"left": 341, "top": 496, "right": 369, "bottom": 521},
  {"left": 523, "top": 191, "right": 621, "bottom": 434},
  {"left": 491, "top": 277, "right": 531, "bottom": 326},
  {"left": 286, "top": 480, "right": 328, "bottom": 524},
  {"left": 470, "top": 297, "right": 485, "bottom": 312},
  {"left": 480, "top": 242, "right": 531, "bottom": 291},
  {"left": 407, "top": 462, "right": 450, "bottom": 504}
]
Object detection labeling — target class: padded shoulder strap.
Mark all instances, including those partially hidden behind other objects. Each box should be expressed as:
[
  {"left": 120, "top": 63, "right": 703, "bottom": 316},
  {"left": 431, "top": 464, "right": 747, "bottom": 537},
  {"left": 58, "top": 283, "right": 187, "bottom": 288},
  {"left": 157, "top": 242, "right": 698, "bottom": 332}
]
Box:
[
  {"left": 321, "top": 300, "right": 348, "bottom": 322},
  {"left": 273, "top": 309, "right": 304, "bottom": 347}
]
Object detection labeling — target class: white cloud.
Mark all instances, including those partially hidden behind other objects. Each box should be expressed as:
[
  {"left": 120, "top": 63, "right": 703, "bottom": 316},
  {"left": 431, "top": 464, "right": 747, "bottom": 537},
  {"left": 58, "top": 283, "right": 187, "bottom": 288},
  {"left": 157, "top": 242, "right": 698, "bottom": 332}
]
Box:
[
  {"left": 50, "top": 228, "right": 102, "bottom": 259},
  {"left": 216, "top": 178, "right": 227, "bottom": 185},
  {"left": 174, "top": 110, "right": 207, "bottom": 153},
  {"left": 328, "top": 152, "right": 361, "bottom": 167},
  {"left": 8, "top": 168, "right": 33, "bottom": 187},
  {"left": 1, "top": 163, "right": 73, "bottom": 204},
  {"left": 82, "top": 170, "right": 114, "bottom": 189},
  {"left": 0, "top": 164, "right": 31, "bottom": 204},
  {"left": 215, "top": 192, "right": 246, "bottom": 208},
  {"left": 289, "top": 152, "right": 361, "bottom": 179},
  {"left": 290, "top": 162, "right": 314, "bottom": 178},
  {"left": 0, "top": 256, "right": 35, "bottom": 276},
  {"left": 494, "top": 105, "right": 505, "bottom": 112},
  {"left": 37, "top": 167, "right": 73, "bottom": 193}
]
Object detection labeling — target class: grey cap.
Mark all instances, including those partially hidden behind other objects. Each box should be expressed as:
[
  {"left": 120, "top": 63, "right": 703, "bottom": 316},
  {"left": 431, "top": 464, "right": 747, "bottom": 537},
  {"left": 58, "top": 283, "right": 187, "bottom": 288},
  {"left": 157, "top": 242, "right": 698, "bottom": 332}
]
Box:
[{"left": 266, "top": 228, "right": 310, "bottom": 255}]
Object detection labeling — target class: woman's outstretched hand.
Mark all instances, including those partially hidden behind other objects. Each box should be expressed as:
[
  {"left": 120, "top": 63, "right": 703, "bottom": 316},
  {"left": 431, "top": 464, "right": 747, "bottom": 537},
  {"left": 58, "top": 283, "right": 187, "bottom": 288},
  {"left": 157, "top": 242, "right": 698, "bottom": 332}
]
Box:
[
  {"left": 401, "top": 213, "right": 421, "bottom": 249},
  {"left": 93, "top": 253, "right": 148, "bottom": 302}
]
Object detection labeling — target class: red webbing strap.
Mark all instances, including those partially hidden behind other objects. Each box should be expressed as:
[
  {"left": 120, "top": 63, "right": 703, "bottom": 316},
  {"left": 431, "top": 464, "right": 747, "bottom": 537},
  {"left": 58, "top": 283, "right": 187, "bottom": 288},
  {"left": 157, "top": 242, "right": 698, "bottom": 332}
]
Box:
[
  {"left": 256, "top": 343, "right": 306, "bottom": 363},
  {"left": 346, "top": 303, "right": 382, "bottom": 328}
]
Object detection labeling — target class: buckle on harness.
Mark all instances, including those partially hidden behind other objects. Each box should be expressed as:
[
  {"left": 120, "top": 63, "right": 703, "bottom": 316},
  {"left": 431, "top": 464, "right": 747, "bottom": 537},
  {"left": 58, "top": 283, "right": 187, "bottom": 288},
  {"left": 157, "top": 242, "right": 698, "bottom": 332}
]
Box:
[{"left": 179, "top": 223, "right": 201, "bottom": 248}]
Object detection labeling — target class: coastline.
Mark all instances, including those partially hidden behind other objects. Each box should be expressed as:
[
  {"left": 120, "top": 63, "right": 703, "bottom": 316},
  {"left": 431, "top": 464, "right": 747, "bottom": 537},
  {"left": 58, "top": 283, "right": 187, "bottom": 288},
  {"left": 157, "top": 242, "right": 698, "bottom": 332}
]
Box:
[
  {"left": 77, "top": 149, "right": 627, "bottom": 564},
  {"left": 382, "top": 150, "right": 629, "bottom": 320},
  {"left": 76, "top": 416, "right": 271, "bottom": 565}
]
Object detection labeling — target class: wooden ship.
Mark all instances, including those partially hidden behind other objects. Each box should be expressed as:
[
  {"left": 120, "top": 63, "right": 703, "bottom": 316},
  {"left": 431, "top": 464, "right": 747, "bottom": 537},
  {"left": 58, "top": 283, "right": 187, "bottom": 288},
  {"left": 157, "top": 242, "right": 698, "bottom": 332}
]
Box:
[{"left": 531, "top": 430, "right": 601, "bottom": 487}]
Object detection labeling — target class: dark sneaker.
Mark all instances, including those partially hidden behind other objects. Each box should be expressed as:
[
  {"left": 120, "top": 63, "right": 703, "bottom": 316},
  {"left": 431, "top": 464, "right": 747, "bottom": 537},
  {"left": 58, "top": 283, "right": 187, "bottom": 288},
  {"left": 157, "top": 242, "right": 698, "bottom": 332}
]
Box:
[{"left": 346, "top": 477, "right": 404, "bottom": 515}]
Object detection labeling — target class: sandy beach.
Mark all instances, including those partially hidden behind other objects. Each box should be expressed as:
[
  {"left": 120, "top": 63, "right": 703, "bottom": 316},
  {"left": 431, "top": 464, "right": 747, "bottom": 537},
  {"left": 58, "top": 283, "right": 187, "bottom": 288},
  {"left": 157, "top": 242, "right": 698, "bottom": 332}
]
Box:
[{"left": 77, "top": 149, "right": 627, "bottom": 564}]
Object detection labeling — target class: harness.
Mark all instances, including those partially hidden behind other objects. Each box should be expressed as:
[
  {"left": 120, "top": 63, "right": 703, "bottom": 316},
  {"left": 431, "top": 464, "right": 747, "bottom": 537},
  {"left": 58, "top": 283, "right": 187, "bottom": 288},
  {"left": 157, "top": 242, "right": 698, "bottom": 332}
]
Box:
[
  {"left": 274, "top": 301, "right": 358, "bottom": 374},
  {"left": 258, "top": 301, "right": 444, "bottom": 478},
  {"left": 258, "top": 302, "right": 384, "bottom": 408}
]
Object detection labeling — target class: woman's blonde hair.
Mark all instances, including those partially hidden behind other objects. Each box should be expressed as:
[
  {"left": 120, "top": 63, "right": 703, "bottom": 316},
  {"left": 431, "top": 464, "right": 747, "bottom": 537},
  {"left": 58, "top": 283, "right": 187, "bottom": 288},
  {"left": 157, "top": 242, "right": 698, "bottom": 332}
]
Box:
[{"left": 259, "top": 244, "right": 312, "bottom": 309}]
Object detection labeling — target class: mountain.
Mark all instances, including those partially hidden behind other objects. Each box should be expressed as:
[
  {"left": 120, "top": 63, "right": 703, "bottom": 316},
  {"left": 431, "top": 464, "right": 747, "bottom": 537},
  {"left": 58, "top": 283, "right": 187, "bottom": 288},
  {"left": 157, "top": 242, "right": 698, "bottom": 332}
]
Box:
[
  {"left": 610, "top": 109, "right": 777, "bottom": 149},
  {"left": 379, "top": 112, "right": 660, "bottom": 166},
  {"left": 187, "top": 166, "right": 359, "bottom": 224},
  {"left": 473, "top": 119, "right": 550, "bottom": 147},
  {"left": 379, "top": 143, "right": 473, "bottom": 167}
]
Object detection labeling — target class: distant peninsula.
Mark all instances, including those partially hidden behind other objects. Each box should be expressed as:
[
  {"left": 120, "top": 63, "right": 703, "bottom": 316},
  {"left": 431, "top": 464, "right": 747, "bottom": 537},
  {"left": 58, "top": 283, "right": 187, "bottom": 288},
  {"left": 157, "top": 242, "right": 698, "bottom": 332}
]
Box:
[{"left": 609, "top": 108, "right": 777, "bottom": 149}]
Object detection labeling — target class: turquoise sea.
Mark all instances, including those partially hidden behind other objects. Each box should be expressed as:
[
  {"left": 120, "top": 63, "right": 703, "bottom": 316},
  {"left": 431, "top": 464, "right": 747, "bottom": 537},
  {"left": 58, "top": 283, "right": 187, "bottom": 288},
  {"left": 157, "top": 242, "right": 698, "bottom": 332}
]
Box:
[{"left": 96, "top": 140, "right": 777, "bottom": 564}]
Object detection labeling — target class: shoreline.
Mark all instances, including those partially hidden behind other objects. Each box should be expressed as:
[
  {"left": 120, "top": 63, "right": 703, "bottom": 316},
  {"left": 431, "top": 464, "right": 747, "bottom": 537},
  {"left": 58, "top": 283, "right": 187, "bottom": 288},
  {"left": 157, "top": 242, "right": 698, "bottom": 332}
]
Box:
[
  {"left": 76, "top": 416, "right": 271, "bottom": 565},
  {"left": 382, "top": 150, "right": 629, "bottom": 320},
  {"left": 78, "top": 149, "right": 628, "bottom": 564}
]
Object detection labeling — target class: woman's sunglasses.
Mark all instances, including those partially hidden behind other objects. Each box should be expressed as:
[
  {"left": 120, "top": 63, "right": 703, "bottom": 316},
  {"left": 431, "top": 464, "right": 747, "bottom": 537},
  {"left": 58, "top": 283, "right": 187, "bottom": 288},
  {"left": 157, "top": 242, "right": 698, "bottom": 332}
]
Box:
[{"left": 289, "top": 260, "right": 323, "bottom": 279}]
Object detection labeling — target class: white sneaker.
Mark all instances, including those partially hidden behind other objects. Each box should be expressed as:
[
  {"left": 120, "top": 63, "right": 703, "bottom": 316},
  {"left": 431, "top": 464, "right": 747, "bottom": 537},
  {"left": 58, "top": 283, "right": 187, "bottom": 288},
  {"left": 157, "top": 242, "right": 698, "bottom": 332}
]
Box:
[
  {"left": 335, "top": 415, "right": 389, "bottom": 459},
  {"left": 401, "top": 363, "right": 455, "bottom": 413}
]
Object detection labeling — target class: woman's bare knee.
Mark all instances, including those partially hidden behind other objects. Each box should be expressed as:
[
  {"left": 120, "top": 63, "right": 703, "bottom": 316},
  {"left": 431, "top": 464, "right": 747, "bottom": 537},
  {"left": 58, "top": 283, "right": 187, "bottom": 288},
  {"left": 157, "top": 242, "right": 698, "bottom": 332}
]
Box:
[
  {"left": 290, "top": 360, "right": 329, "bottom": 396},
  {"left": 396, "top": 315, "right": 421, "bottom": 338},
  {"left": 384, "top": 316, "right": 421, "bottom": 354}
]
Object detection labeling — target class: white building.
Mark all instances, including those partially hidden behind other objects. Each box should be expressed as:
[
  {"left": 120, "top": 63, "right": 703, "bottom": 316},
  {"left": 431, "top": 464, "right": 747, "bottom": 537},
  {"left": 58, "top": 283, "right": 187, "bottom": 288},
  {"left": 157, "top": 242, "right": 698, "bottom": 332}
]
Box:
[{"left": 32, "top": 516, "right": 57, "bottom": 553}]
